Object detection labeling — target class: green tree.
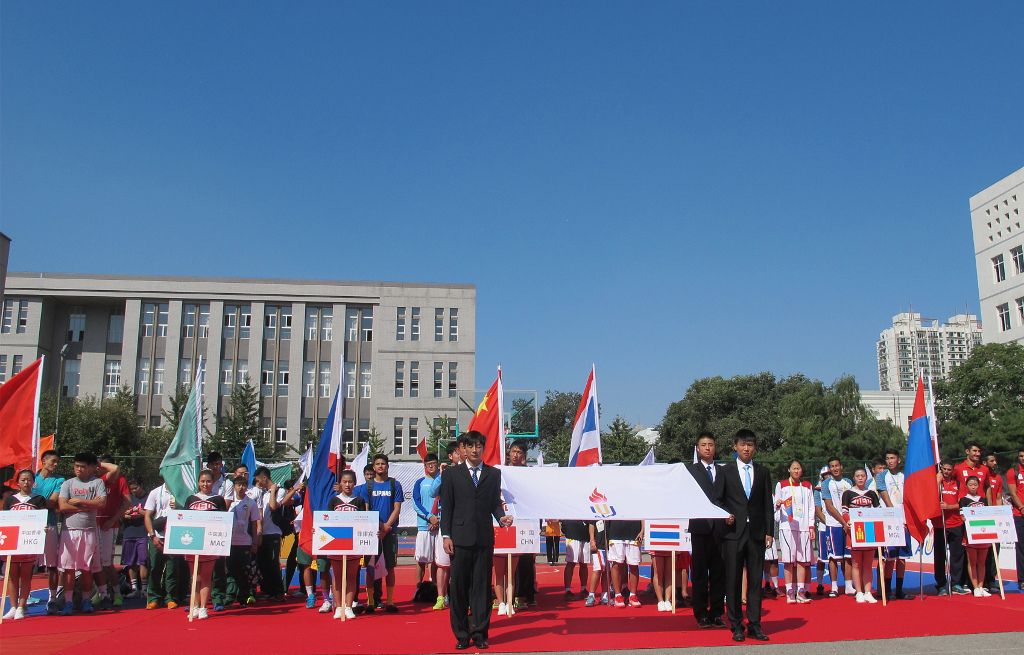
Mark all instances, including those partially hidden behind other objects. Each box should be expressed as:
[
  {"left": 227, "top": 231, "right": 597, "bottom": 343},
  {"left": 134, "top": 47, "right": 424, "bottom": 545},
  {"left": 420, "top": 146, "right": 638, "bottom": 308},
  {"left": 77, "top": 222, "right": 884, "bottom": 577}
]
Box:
[
  {"left": 426, "top": 414, "right": 455, "bottom": 458},
  {"left": 537, "top": 390, "right": 582, "bottom": 464},
  {"left": 934, "top": 342, "right": 1024, "bottom": 462},
  {"left": 601, "top": 416, "right": 651, "bottom": 464},
  {"left": 508, "top": 397, "right": 536, "bottom": 436},
  {"left": 214, "top": 380, "right": 265, "bottom": 459},
  {"left": 366, "top": 425, "right": 386, "bottom": 458}
]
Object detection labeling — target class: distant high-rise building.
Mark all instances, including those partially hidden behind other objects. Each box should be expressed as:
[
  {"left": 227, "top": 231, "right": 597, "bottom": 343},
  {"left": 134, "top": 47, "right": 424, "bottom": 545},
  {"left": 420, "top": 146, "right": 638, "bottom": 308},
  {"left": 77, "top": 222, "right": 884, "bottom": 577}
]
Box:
[
  {"left": 970, "top": 166, "right": 1024, "bottom": 345},
  {"left": 876, "top": 312, "right": 982, "bottom": 392}
]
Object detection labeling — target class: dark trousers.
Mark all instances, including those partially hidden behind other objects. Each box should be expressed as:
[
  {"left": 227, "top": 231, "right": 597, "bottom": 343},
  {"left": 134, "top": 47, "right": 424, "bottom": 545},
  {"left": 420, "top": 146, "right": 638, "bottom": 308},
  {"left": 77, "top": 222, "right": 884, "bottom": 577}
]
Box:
[
  {"left": 147, "top": 543, "right": 184, "bottom": 605},
  {"left": 545, "top": 536, "right": 560, "bottom": 563},
  {"left": 450, "top": 546, "right": 494, "bottom": 643},
  {"left": 723, "top": 534, "right": 765, "bottom": 632},
  {"left": 1015, "top": 516, "right": 1024, "bottom": 583},
  {"left": 690, "top": 532, "right": 725, "bottom": 621},
  {"left": 257, "top": 534, "right": 284, "bottom": 597},
  {"left": 933, "top": 525, "right": 965, "bottom": 589},
  {"left": 212, "top": 557, "right": 227, "bottom": 605},
  {"left": 515, "top": 555, "right": 536, "bottom": 602},
  {"left": 226, "top": 545, "right": 252, "bottom": 603}
]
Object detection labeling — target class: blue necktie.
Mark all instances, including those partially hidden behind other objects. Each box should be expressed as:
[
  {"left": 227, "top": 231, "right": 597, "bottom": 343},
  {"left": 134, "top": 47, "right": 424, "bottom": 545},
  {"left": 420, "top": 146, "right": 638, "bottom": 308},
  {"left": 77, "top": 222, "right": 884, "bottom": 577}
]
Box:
[
  {"left": 743, "top": 464, "right": 752, "bottom": 499},
  {"left": 706, "top": 465, "right": 714, "bottom": 482},
  {"left": 471, "top": 466, "right": 480, "bottom": 487}
]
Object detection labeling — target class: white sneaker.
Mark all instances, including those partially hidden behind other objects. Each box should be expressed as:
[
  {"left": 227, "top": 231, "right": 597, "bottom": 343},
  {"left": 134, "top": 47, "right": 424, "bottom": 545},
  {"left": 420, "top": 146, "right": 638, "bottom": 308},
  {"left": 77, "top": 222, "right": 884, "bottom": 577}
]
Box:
[
  {"left": 333, "top": 606, "right": 344, "bottom": 619},
  {"left": 855, "top": 592, "right": 866, "bottom": 603},
  {"left": 497, "top": 602, "right": 508, "bottom": 616},
  {"left": 974, "top": 587, "right": 984, "bottom": 597},
  {"left": 319, "top": 600, "right": 333, "bottom": 613},
  {"left": 980, "top": 588, "right": 992, "bottom": 597},
  {"left": 864, "top": 593, "right": 877, "bottom": 604},
  {"left": 2, "top": 607, "right": 16, "bottom": 620},
  {"left": 15, "top": 607, "right": 26, "bottom": 619},
  {"left": 344, "top": 607, "right": 356, "bottom": 619},
  {"left": 194, "top": 607, "right": 209, "bottom": 620}
]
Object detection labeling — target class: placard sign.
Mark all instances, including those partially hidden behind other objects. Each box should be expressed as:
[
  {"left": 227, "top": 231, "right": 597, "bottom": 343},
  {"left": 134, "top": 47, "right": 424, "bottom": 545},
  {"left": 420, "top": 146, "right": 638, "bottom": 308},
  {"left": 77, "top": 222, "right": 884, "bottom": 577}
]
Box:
[
  {"left": 312, "top": 511, "right": 379, "bottom": 556},
  {"left": 0, "top": 510, "right": 47, "bottom": 555},
  {"left": 163, "top": 510, "right": 233, "bottom": 556},
  {"left": 644, "top": 520, "right": 692, "bottom": 552},
  {"left": 963, "top": 505, "right": 1018, "bottom": 545},
  {"left": 849, "top": 507, "right": 905, "bottom": 548},
  {"left": 494, "top": 520, "right": 541, "bottom": 554}
]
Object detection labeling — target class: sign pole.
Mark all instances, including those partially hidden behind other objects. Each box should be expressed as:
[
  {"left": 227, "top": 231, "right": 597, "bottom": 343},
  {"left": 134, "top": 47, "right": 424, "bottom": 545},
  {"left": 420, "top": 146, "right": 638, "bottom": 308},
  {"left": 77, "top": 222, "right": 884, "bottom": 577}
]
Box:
[
  {"left": 670, "top": 551, "right": 677, "bottom": 614},
  {"left": 506, "top": 553, "right": 515, "bottom": 617},
  {"left": 341, "top": 556, "right": 348, "bottom": 621},
  {"left": 992, "top": 544, "right": 1005, "bottom": 600},
  {"left": 188, "top": 555, "right": 200, "bottom": 622},
  {"left": 0, "top": 555, "right": 11, "bottom": 624},
  {"left": 877, "top": 547, "right": 887, "bottom": 606}
]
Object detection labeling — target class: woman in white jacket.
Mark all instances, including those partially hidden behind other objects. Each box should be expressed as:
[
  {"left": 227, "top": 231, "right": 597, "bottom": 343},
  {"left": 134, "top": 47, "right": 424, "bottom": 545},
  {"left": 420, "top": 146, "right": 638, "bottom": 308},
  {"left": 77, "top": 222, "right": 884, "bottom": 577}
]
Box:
[{"left": 774, "top": 460, "right": 817, "bottom": 603}]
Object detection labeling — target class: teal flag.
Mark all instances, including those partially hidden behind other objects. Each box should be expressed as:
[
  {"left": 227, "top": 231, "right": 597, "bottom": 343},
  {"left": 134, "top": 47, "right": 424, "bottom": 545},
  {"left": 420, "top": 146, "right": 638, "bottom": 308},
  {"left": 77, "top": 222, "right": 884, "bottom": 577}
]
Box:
[{"left": 160, "top": 364, "right": 203, "bottom": 506}]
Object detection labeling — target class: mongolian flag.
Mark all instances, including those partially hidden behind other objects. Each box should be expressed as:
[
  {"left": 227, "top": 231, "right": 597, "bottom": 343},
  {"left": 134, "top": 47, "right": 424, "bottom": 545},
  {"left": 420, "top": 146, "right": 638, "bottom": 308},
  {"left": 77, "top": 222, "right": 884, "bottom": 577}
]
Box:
[{"left": 902, "top": 376, "right": 940, "bottom": 543}]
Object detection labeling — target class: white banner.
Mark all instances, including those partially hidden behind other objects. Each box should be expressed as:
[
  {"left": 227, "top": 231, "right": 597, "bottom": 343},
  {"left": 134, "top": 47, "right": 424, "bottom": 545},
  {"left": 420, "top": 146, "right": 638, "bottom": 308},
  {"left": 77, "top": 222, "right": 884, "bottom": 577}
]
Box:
[
  {"left": 163, "top": 510, "right": 233, "bottom": 556},
  {"left": 963, "top": 505, "right": 1018, "bottom": 545},
  {"left": 849, "top": 507, "right": 905, "bottom": 548},
  {"left": 389, "top": 462, "right": 429, "bottom": 529},
  {"left": 312, "top": 511, "right": 379, "bottom": 556},
  {"left": 493, "top": 520, "right": 542, "bottom": 554},
  {"left": 644, "top": 520, "right": 692, "bottom": 552},
  {"left": 0, "top": 510, "right": 47, "bottom": 556},
  {"left": 499, "top": 463, "right": 730, "bottom": 521}
]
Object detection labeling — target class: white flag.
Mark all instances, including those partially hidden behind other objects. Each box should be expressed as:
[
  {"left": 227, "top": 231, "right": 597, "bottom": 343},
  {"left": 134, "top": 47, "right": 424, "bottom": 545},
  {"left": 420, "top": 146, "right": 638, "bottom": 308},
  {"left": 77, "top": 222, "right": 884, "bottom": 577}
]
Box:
[
  {"left": 639, "top": 448, "right": 655, "bottom": 466},
  {"left": 350, "top": 442, "right": 370, "bottom": 478},
  {"left": 297, "top": 444, "right": 313, "bottom": 484},
  {"left": 536, "top": 452, "right": 544, "bottom": 466}
]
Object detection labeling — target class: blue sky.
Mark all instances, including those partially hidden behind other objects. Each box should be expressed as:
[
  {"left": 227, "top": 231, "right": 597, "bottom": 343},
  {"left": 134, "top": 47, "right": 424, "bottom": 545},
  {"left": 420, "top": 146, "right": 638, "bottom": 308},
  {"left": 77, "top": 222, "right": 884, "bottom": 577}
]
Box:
[{"left": 2, "top": 2, "right": 1022, "bottom": 427}]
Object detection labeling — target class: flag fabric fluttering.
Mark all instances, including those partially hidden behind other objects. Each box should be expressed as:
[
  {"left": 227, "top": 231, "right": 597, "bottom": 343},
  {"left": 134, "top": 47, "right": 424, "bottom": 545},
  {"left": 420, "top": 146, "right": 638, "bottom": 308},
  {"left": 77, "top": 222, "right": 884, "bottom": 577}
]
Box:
[
  {"left": 299, "top": 380, "right": 345, "bottom": 555},
  {"left": 240, "top": 439, "right": 257, "bottom": 486},
  {"left": 350, "top": 442, "right": 369, "bottom": 478},
  {"left": 416, "top": 434, "right": 428, "bottom": 462},
  {"left": 926, "top": 375, "right": 940, "bottom": 461},
  {"left": 692, "top": 445, "right": 698, "bottom": 465},
  {"left": 0, "top": 357, "right": 44, "bottom": 487},
  {"left": 467, "top": 367, "right": 505, "bottom": 466},
  {"left": 536, "top": 451, "right": 545, "bottom": 467},
  {"left": 36, "top": 434, "right": 55, "bottom": 472},
  {"left": 902, "top": 376, "right": 940, "bottom": 543},
  {"left": 639, "top": 448, "right": 655, "bottom": 466},
  {"left": 568, "top": 366, "right": 601, "bottom": 467},
  {"left": 160, "top": 359, "right": 204, "bottom": 506},
  {"left": 297, "top": 443, "right": 313, "bottom": 484}
]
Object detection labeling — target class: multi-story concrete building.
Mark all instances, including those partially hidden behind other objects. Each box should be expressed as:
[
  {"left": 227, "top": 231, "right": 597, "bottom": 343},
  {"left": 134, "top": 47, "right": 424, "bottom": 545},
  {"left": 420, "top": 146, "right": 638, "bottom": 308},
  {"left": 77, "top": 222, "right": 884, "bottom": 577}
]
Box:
[
  {"left": 860, "top": 389, "right": 916, "bottom": 433},
  {"left": 0, "top": 232, "right": 10, "bottom": 303},
  {"left": 0, "top": 272, "right": 475, "bottom": 459},
  {"left": 970, "top": 166, "right": 1024, "bottom": 345},
  {"left": 876, "top": 312, "right": 982, "bottom": 392}
]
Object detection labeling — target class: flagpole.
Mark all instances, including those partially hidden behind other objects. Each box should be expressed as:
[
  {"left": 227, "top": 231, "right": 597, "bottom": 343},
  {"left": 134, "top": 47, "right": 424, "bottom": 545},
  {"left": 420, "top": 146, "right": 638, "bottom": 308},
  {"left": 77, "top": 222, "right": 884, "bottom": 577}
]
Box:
[
  {"left": 670, "top": 550, "right": 677, "bottom": 614},
  {"left": 341, "top": 555, "right": 348, "bottom": 621},
  {"left": 0, "top": 555, "right": 10, "bottom": 624},
  {"left": 878, "top": 547, "right": 887, "bottom": 606},
  {"left": 992, "top": 544, "right": 1005, "bottom": 600},
  {"left": 188, "top": 555, "right": 200, "bottom": 622}
]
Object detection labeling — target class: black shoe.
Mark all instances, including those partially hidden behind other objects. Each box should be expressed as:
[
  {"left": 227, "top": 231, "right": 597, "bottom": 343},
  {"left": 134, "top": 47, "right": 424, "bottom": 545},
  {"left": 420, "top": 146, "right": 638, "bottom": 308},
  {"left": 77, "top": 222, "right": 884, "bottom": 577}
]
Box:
[
  {"left": 473, "top": 638, "right": 489, "bottom": 649},
  {"left": 815, "top": 584, "right": 825, "bottom": 596},
  {"left": 696, "top": 617, "right": 712, "bottom": 629},
  {"left": 732, "top": 630, "right": 746, "bottom": 642},
  {"left": 710, "top": 616, "right": 727, "bottom": 629},
  {"left": 747, "top": 627, "right": 769, "bottom": 641},
  {"left": 455, "top": 641, "right": 470, "bottom": 650}
]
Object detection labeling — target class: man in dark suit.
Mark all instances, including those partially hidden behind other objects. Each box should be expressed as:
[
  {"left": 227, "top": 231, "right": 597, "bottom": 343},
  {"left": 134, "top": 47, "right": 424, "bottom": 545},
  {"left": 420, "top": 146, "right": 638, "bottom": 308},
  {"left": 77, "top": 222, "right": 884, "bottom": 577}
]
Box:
[
  {"left": 440, "top": 431, "right": 513, "bottom": 650},
  {"left": 716, "top": 429, "right": 774, "bottom": 642},
  {"left": 686, "top": 432, "right": 727, "bottom": 630}
]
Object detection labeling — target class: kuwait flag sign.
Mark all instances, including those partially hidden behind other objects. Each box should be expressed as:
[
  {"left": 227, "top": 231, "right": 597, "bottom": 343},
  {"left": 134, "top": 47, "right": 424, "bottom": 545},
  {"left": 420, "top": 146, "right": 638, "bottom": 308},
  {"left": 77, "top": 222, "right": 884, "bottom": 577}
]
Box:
[
  {"left": 644, "top": 520, "right": 692, "bottom": 552},
  {"left": 963, "top": 506, "right": 1018, "bottom": 545}
]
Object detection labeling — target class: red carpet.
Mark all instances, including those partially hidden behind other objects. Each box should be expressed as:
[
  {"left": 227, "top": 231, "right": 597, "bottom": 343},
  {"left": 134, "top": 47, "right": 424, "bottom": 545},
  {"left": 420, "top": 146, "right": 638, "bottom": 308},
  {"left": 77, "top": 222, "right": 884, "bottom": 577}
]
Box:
[{"left": 2, "top": 564, "right": 1022, "bottom": 654}]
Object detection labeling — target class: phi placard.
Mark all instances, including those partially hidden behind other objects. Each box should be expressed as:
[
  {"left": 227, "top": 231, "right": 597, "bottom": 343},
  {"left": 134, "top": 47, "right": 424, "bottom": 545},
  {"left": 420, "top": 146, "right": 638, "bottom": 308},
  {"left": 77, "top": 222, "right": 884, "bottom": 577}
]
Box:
[
  {"left": 848, "top": 507, "right": 905, "bottom": 548},
  {"left": 494, "top": 520, "right": 541, "bottom": 554},
  {"left": 0, "top": 510, "right": 47, "bottom": 556},
  {"left": 312, "top": 511, "right": 379, "bottom": 556},
  {"left": 644, "top": 520, "right": 692, "bottom": 552},
  {"left": 963, "top": 505, "right": 1018, "bottom": 545},
  {"left": 163, "top": 510, "right": 233, "bottom": 556}
]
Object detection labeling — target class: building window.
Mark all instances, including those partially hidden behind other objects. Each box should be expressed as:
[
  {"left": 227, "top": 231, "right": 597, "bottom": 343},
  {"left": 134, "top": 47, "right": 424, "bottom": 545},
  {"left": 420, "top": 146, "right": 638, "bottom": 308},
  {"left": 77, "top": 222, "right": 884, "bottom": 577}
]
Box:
[
  {"left": 396, "top": 307, "right": 406, "bottom": 341},
  {"left": 318, "top": 361, "right": 330, "bottom": 398},
  {"left": 107, "top": 309, "right": 124, "bottom": 343},
  {"left": 182, "top": 304, "right": 209, "bottom": 338},
  {"left": 157, "top": 304, "right": 169, "bottom": 337},
  {"left": 68, "top": 308, "right": 86, "bottom": 342},
  {"left": 137, "top": 358, "right": 151, "bottom": 395},
  {"left": 394, "top": 361, "right": 404, "bottom": 397},
  {"left": 393, "top": 417, "right": 404, "bottom": 456},
  {"left": 264, "top": 307, "right": 278, "bottom": 340},
  {"left": 342, "top": 418, "right": 354, "bottom": 451},
  {"left": 360, "top": 362, "right": 371, "bottom": 399},
  {"left": 239, "top": 305, "right": 251, "bottom": 339},
  {"left": 345, "top": 362, "right": 356, "bottom": 399},
  {"left": 236, "top": 360, "right": 249, "bottom": 386},
  {"left": 141, "top": 303, "right": 156, "bottom": 337},
  {"left": 16, "top": 302, "right": 28, "bottom": 333},
  {"left": 321, "top": 309, "right": 333, "bottom": 342},
  {"left": 62, "top": 359, "right": 80, "bottom": 397},
  {"left": 104, "top": 360, "right": 121, "bottom": 397},
  {"left": 1017, "top": 298, "right": 1024, "bottom": 324},
  {"left": 305, "top": 308, "right": 318, "bottom": 341},
  {"left": 993, "top": 254, "right": 1006, "bottom": 283},
  {"left": 1012, "top": 246, "right": 1024, "bottom": 275},
  {"left": 435, "top": 308, "right": 444, "bottom": 341},
  {"left": 199, "top": 305, "right": 210, "bottom": 338},
  {"left": 179, "top": 358, "right": 193, "bottom": 386},
  {"left": 221, "top": 359, "right": 234, "bottom": 396},
  {"left": 448, "top": 361, "right": 458, "bottom": 398},
  {"left": 280, "top": 307, "right": 292, "bottom": 340},
  {"left": 261, "top": 361, "right": 274, "bottom": 396},
  {"left": 275, "top": 417, "right": 288, "bottom": 444},
  {"left": 303, "top": 362, "right": 316, "bottom": 398},
  {"left": 223, "top": 307, "right": 236, "bottom": 338},
  {"left": 361, "top": 308, "right": 373, "bottom": 342},
  {"left": 409, "top": 418, "right": 418, "bottom": 455},
  {"left": 260, "top": 417, "right": 272, "bottom": 444},
  {"left": 411, "top": 307, "right": 420, "bottom": 341},
  {"left": 153, "top": 359, "right": 165, "bottom": 395},
  {"left": 409, "top": 361, "right": 419, "bottom": 398},
  {"left": 277, "top": 363, "right": 289, "bottom": 396},
  {"left": 150, "top": 416, "right": 162, "bottom": 428},
  {"left": 434, "top": 362, "right": 443, "bottom": 398},
  {"left": 449, "top": 308, "right": 459, "bottom": 341},
  {"left": 997, "top": 303, "right": 1012, "bottom": 332},
  {"left": 1, "top": 300, "right": 13, "bottom": 333},
  {"left": 0, "top": 355, "right": 6, "bottom": 383},
  {"left": 345, "top": 308, "right": 358, "bottom": 342},
  {"left": 11, "top": 355, "right": 22, "bottom": 375},
  {"left": 358, "top": 418, "right": 369, "bottom": 448}
]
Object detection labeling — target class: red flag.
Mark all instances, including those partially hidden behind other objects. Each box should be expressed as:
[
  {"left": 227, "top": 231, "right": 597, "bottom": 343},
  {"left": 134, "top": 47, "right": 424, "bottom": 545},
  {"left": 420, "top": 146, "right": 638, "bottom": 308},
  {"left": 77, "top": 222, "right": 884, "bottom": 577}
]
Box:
[
  {"left": 0, "top": 357, "right": 44, "bottom": 488},
  {"left": 416, "top": 435, "right": 428, "bottom": 462},
  {"left": 467, "top": 368, "right": 504, "bottom": 466},
  {"left": 37, "top": 434, "right": 55, "bottom": 472}
]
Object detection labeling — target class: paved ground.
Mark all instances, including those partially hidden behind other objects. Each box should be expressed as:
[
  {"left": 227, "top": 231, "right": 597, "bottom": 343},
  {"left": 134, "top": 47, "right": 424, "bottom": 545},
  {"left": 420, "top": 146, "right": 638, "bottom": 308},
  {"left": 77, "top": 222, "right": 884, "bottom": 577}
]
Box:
[{"left": 508, "top": 633, "right": 1024, "bottom": 655}]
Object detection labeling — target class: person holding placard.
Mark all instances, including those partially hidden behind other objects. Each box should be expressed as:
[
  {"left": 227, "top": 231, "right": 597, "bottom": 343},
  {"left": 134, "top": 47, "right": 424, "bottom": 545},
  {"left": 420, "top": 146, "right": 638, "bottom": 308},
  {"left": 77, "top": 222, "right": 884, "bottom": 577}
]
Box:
[
  {"left": 184, "top": 470, "right": 229, "bottom": 619},
  {"left": 2, "top": 469, "right": 47, "bottom": 620},
  {"left": 840, "top": 468, "right": 880, "bottom": 604},
  {"left": 878, "top": 449, "right": 913, "bottom": 600},
  {"left": 327, "top": 469, "right": 367, "bottom": 620},
  {"left": 774, "top": 460, "right": 816, "bottom": 604},
  {"left": 935, "top": 461, "right": 970, "bottom": 595},
  {"left": 959, "top": 476, "right": 992, "bottom": 598}
]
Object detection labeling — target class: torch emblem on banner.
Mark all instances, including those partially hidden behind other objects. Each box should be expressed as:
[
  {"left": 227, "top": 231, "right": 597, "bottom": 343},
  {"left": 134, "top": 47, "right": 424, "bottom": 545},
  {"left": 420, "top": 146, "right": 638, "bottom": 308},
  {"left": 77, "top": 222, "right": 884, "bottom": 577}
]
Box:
[{"left": 588, "top": 488, "right": 617, "bottom": 518}]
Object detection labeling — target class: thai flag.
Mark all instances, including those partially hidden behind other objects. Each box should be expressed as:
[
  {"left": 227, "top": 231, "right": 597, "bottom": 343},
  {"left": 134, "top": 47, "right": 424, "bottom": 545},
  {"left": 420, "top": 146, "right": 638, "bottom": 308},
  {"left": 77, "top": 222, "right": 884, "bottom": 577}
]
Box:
[
  {"left": 648, "top": 523, "right": 682, "bottom": 547},
  {"left": 299, "top": 370, "right": 345, "bottom": 555},
  {"left": 902, "top": 376, "right": 940, "bottom": 543},
  {"left": 569, "top": 365, "right": 601, "bottom": 467}
]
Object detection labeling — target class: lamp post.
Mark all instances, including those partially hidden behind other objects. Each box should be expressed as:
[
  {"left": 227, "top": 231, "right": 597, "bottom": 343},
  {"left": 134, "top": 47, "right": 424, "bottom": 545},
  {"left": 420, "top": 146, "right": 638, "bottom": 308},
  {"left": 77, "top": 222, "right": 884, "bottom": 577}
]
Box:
[{"left": 54, "top": 343, "right": 70, "bottom": 438}]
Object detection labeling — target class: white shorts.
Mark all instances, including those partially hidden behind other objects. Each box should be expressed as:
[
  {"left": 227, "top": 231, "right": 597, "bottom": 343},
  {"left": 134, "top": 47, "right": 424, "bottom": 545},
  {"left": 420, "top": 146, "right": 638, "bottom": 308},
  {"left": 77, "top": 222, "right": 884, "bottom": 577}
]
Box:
[
  {"left": 607, "top": 541, "right": 641, "bottom": 566},
  {"left": 415, "top": 530, "right": 437, "bottom": 564},
  {"left": 434, "top": 533, "right": 451, "bottom": 568},
  {"left": 98, "top": 527, "right": 116, "bottom": 567},
  {"left": 764, "top": 539, "right": 779, "bottom": 562},
  {"left": 778, "top": 527, "right": 816, "bottom": 564},
  {"left": 59, "top": 528, "right": 101, "bottom": 573},
  {"left": 565, "top": 538, "right": 591, "bottom": 564},
  {"left": 38, "top": 526, "right": 60, "bottom": 568},
  {"left": 590, "top": 549, "right": 607, "bottom": 572}
]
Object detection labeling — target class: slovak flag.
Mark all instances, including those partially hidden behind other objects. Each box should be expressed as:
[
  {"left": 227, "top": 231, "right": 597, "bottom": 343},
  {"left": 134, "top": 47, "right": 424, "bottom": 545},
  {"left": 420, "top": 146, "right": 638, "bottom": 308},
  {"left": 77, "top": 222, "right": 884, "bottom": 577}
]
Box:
[
  {"left": 299, "top": 369, "right": 345, "bottom": 555},
  {"left": 568, "top": 365, "right": 601, "bottom": 467},
  {"left": 902, "top": 376, "right": 940, "bottom": 543}
]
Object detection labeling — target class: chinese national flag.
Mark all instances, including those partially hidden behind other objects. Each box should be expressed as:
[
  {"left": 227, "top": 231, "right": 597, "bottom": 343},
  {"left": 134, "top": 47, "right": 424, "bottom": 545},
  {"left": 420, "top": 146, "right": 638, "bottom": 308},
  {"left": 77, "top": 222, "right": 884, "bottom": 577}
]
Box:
[
  {"left": 416, "top": 435, "right": 428, "bottom": 462},
  {"left": 493, "top": 525, "right": 516, "bottom": 549},
  {"left": 468, "top": 368, "right": 504, "bottom": 466},
  {"left": 0, "top": 357, "right": 43, "bottom": 488}
]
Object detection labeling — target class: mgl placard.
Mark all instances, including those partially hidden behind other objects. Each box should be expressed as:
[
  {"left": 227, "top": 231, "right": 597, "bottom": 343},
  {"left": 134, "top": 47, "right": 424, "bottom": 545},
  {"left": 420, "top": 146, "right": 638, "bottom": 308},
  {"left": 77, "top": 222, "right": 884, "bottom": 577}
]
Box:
[
  {"left": 0, "top": 510, "right": 47, "bottom": 555},
  {"left": 848, "top": 507, "right": 905, "bottom": 548},
  {"left": 312, "top": 511, "right": 379, "bottom": 556},
  {"left": 163, "top": 510, "right": 233, "bottom": 556}
]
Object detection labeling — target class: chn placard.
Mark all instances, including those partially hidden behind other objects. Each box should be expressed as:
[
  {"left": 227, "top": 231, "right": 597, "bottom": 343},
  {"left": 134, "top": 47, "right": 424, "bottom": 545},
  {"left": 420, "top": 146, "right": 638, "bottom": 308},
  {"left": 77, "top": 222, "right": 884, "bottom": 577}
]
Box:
[{"left": 493, "top": 520, "right": 540, "bottom": 554}]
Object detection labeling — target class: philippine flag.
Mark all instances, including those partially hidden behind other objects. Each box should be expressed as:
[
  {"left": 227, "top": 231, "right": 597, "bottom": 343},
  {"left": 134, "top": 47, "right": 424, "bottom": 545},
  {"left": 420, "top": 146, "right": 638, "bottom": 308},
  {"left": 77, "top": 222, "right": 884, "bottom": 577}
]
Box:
[
  {"left": 319, "top": 526, "right": 354, "bottom": 551},
  {"left": 568, "top": 366, "right": 601, "bottom": 467},
  {"left": 902, "top": 376, "right": 940, "bottom": 543}
]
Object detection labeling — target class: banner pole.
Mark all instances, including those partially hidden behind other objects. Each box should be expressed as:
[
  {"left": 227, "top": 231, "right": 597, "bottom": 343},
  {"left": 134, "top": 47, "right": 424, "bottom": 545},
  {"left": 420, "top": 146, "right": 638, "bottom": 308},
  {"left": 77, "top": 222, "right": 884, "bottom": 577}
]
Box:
[
  {"left": 919, "top": 545, "right": 924, "bottom": 601},
  {"left": 506, "top": 553, "right": 515, "bottom": 617},
  {"left": 993, "top": 544, "right": 1005, "bottom": 600},
  {"left": 0, "top": 555, "right": 11, "bottom": 624},
  {"left": 878, "top": 547, "right": 887, "bottom": 606},
  {"left": 341, "top": 555, "right": 348, "bottom": 621},
  {"left": 188, "top": 555, "right": 200, "bottom": 622},
  {"left": 671, "top": 551, "right": 677, "bottom": 614}
]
